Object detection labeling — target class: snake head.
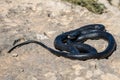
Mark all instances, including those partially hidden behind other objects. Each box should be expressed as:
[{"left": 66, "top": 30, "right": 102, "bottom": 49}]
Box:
[{"left": 94, "top": 24, "right": 106, "bottom": 31}]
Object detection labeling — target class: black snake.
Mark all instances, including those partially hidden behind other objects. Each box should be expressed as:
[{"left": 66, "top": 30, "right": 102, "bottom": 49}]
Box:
[{"left": 8, "top": 24, "right": 116, "bottom": 60}]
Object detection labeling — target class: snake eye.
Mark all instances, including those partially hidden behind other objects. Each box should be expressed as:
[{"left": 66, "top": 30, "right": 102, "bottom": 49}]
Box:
[
  {"left": 68, "top": 33, "right": 78, "bottom": 39},
  {"left": 67, "top": 35, "right": 76, "bottom": 39}
]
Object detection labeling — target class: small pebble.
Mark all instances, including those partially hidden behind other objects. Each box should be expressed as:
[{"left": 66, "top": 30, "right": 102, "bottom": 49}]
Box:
[
  {"left": 20, "top": 68, "right": 24, "bottom": 72},
  {"left": 12, "top": 53, "right": 18, "bottom": 57},
  {"left": 36, "top": 33, "right": 49, "bottom": 40}
]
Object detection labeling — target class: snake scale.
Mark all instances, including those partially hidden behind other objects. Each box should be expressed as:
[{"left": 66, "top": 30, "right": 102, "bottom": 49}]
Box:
[{"left": 8, "top": 24, "right": 117, "bottom": 60}]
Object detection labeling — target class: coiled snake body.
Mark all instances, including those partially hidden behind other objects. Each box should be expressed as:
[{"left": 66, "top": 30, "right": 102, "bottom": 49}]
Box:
[{"left": 8, "top": 24, "right": 116, "bottom": 60}]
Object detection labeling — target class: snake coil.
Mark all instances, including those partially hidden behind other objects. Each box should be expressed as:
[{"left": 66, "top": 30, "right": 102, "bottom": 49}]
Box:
[{"left": 8, "top": 24, "right": 117, "bottom": 60}]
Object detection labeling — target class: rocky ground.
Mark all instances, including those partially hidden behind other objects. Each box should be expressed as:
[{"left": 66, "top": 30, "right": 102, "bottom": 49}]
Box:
[{"left": 0, "top": 0, "right": 120, "bottom": 80}]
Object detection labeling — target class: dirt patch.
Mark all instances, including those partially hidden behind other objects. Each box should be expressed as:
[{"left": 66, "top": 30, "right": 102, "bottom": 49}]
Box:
[{"left": 0, "top": 0, "right": 120, "bottom": 80}]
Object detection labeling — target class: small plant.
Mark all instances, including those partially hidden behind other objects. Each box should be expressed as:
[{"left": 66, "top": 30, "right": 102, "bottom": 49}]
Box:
[{"left": 63, "top": 0, "right": 106, "bottom": 14}]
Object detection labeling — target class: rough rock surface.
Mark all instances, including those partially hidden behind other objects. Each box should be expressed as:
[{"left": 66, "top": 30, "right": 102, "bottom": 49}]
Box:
[{"left": 0, "top": 0, "right": 120, "bottom": 80}]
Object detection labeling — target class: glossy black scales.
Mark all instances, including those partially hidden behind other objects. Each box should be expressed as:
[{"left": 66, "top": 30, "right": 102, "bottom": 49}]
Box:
[{"left": 8, "top": 24, "right": 117, "bottom": 60}]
